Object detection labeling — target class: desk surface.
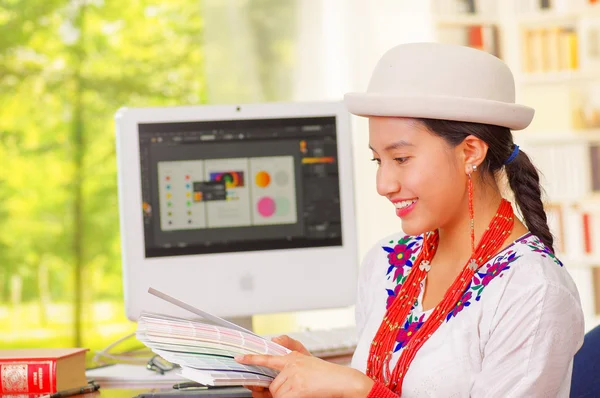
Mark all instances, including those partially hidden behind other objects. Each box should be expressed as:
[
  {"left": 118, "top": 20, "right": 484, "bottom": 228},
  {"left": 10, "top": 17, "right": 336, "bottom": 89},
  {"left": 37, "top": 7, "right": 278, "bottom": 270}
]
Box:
[
  {"left": 91, "top": 387, "right": 252, "bottom": 398},
  {"left": 85, "top": 353, "right": 352, "bottom": 397}
]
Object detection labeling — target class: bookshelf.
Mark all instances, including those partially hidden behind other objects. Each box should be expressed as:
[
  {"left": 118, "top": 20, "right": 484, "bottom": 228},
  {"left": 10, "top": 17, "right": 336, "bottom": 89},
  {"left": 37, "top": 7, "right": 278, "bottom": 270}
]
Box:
[
  {"left": 431, "top": 0, "right": 501, "bottom": 57},
  {"left": 434, "top": 15, "right": 498, "bottom": 26},
  {"left": 519, "top": 70, "right": 600, "bottom": 85},
  {"left": 432, "top": 0, "right": 600, "bottom": 330}
]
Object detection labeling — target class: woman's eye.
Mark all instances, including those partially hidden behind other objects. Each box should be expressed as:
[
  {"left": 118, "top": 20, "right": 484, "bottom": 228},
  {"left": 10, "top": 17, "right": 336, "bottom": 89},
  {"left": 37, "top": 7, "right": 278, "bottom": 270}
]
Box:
[
  {"left": 370, "top": 158, "right": 381, "bottom": 165},
  {"left": 394, "top": 157, "right": 409, "bottom": 164}
]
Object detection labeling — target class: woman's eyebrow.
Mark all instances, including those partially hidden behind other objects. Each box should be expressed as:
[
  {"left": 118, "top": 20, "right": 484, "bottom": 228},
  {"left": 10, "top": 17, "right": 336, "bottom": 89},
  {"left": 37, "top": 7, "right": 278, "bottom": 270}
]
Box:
[{"left": 369, "top": 140, "right": 415, "bottom": 152}]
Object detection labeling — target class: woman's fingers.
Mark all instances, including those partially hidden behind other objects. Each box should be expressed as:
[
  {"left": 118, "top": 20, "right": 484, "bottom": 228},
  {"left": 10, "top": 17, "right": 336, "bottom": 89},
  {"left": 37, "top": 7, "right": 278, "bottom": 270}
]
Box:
[
  {"left": 267, "top": 370, "right": 289, "bottom": 396},
  {"left": 272, "top": 335, "right": 311, "bottom": 356},
  {"left": 245, "top": 385, "right": 266, "bottom": 392},
  {"left": 244, "top": 385, "right": 272, "bottom": 398},
  {"left": 236, "top": 354, "right": 287, "bottom": 370}
]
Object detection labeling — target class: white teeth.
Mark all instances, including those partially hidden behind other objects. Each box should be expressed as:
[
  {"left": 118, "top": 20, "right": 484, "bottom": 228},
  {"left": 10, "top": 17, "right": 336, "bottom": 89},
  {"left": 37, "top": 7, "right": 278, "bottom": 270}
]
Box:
[{"left": 394, "top": 199, "right": 417, "bottom": 209}]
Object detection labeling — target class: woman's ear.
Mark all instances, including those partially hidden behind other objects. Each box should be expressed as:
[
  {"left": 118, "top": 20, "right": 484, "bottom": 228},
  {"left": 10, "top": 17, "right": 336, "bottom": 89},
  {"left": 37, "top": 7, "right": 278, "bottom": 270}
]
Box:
[{"left": 460, "top": 135, "right": 488, "bottom": 174}]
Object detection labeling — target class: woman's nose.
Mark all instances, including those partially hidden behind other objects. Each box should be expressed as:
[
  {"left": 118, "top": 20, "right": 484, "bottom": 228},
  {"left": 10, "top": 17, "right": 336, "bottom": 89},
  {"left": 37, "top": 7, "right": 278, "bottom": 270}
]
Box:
[{"left": 376, "top": 165, "right": 401, "bottom": 197}]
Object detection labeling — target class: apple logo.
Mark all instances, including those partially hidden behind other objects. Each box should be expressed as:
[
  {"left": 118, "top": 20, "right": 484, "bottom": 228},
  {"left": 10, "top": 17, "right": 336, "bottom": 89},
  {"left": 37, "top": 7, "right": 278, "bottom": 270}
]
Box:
[{"left": 239, "top": 274, "right": 254, "bottom": 292}]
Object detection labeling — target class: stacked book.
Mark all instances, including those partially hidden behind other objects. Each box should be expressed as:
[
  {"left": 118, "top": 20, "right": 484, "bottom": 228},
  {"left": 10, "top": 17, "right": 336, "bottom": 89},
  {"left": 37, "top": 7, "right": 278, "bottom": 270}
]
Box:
[
  {"left": 0, "top": 348, "right": 89, "bottom": 395},
  {"left": 136, "top": 288, "right": 290, "bottom": 387}
]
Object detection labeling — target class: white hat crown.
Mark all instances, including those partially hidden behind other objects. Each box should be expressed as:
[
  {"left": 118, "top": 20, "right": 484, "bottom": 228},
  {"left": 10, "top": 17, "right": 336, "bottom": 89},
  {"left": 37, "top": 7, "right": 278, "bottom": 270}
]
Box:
[
  {"left": 368, "top": 42, "right": 515, "bottom": 103},
  {"left": 344, "top": 42, "right": 534, "bottom": 130}
]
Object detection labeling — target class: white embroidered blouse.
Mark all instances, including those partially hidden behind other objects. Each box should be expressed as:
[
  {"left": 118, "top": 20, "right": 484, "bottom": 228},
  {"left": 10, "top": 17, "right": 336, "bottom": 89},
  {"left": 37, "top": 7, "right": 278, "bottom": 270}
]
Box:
[{"left": 351, "top": 232, "right": 585, "bottom": 397}]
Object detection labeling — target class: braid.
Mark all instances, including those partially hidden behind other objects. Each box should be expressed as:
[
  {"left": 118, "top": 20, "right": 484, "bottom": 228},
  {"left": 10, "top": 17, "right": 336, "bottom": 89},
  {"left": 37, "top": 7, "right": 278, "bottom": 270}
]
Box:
[{"left": 505, "top": 150, "right": 554, "bottom": 251}]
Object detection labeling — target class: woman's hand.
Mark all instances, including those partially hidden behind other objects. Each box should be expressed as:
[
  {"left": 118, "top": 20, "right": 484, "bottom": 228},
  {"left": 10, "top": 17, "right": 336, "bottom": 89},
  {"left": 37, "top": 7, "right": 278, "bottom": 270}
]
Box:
[
  {"left": 244, "top": 335, "right": 311, "bottom": 397},
  {"left": 237, "top": 350, "right": 374, "bottom": 398},
  {"left": 272, "top": 335, "right": 312, "bottom": 356}
]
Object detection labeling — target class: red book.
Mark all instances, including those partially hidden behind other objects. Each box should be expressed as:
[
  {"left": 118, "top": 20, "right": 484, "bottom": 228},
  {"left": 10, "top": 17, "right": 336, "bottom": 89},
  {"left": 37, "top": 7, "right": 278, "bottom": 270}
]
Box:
[
  {"left": 468, "top": 26, "right": 484, "bottom": 50},
  {"left": 0, "top": 348, "right": 88, "bottom": 394},
  {"left": 583, "top": 213, "right": 593, "bottom": 254}
]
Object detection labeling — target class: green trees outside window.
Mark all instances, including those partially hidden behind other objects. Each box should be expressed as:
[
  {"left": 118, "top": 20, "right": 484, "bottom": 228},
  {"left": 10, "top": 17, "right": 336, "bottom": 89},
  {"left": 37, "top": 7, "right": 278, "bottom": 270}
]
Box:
[{"left": 0, "top": 0, "right": 296, "bottom": 354}]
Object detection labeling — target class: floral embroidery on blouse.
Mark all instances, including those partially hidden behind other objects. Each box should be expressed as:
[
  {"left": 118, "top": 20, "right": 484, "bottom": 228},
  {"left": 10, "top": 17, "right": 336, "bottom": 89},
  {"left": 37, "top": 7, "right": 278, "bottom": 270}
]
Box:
[
  {"left": 518, "top": 234, "right": 563, "bottom": 267},
  {"left": 395, "top": 312, "right": 426, "bottom": 352},
  {"left": 446, "top": 249, "right": 520, "bottom": 320},
  {"left": 382, "top": 235, "right": 423, "bottom": 309},
  {"left": 382, "top": 235, "right": 527, "bottom": 352}
]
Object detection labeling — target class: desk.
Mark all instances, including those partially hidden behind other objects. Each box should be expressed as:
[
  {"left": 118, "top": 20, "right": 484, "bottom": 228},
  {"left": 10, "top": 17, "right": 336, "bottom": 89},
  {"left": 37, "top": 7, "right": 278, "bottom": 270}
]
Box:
[
  {"left": 84, "top": 388, "right": 149, "bottom": 398},
  {"left": 83, "top": 387, "right": 253, "bottom": 398},
  {"left": 85, "top": 354, "right": 352, "bottom": 397}
]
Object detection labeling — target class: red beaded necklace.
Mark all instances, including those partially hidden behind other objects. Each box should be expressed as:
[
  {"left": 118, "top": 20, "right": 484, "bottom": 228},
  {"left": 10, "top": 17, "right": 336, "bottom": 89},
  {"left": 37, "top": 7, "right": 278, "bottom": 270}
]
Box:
[{"left": 366, "top": 198, "right": 515, "bottom": 394}]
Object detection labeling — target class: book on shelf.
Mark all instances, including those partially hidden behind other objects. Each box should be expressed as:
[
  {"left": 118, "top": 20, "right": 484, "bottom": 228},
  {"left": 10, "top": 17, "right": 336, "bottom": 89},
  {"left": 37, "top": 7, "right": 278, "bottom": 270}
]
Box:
[
  {"left": 136, "top": 288, "right": 291, "bottom": 387},
  {"left": 432, "top": 0, "right": 475, "bottom": 15},
  {"left": 459, "top": 0, "right": 476, "bottom": 14},
  {"left": 583, "top": 212, "right": 593, "bottom": 254},
  {"left": 438, "top": 24, "right": 499, "bottom": 57},
  {"left": 522, "top": 26, "right": 578, "bottom": 73},
  {"left": 0, "top": 348, "right": 88, "bottom": 394},
  {"left": 516, "top": 0, "right": 583, "bottom": 14},
  {"left": 581, "top": 210, "right": 600, "bottom": 258},
  {"left": 432, "top": 0, "right": 498, "bottom": 16},
  {"left": 593, "top": 267, "right": 600, "bottom": 315},
  {"left": 591, "top": 144, "right": 600, "bottom": 192}
]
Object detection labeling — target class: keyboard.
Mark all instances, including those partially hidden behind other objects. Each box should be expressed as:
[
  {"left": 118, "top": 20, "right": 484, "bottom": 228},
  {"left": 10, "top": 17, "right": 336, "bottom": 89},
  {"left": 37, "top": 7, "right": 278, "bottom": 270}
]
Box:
[{"left": 264, "top": 326, "right": 358, "bottom": 359}]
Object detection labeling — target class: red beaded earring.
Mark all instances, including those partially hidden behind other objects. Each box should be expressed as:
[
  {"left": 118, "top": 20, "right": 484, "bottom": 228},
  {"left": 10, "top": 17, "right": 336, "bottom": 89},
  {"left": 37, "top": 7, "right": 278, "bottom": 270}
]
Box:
[{"left": 468, "top": 165, "right": 477, "bottom": 270}]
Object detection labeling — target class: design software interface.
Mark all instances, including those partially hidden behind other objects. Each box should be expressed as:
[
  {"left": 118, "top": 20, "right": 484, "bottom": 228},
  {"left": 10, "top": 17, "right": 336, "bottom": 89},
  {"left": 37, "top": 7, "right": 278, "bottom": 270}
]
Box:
[{"left": 138, "top": 117, "right": 343, "bottom": 257}]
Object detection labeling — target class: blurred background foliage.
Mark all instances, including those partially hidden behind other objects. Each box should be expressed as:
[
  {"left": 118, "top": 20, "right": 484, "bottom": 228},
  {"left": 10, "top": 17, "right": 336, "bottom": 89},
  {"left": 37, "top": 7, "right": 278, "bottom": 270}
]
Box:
[{"left": 0, "top": 0, "right": 297, "bottom": 357}]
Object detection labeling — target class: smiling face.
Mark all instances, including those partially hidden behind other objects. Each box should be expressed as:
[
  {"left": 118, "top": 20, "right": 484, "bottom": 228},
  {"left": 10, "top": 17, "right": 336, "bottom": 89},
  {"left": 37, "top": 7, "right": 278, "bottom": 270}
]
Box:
[{"left": 369, "top": 117, "right": 469, "bottom": 236}]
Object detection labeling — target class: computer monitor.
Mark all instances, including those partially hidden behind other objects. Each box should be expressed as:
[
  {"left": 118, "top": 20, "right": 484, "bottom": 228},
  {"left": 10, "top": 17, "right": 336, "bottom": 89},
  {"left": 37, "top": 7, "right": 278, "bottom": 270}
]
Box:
[{"left": 115, "top": 101, "right": 358, "bottom": 323}]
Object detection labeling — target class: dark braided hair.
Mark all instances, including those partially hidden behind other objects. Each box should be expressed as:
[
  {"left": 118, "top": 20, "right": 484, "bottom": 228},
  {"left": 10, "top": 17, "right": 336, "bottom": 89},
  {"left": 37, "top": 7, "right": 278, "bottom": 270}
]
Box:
[{"left": 417, "top": 118, "right": 554, "bottom": 252}]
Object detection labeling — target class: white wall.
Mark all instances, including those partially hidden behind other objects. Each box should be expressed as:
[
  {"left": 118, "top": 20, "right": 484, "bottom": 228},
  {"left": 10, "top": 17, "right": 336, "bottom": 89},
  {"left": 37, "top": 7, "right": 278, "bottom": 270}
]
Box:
[
  {"left": 294, "top": 0, "right": 435, "bottom": 262},
  {"left": 285, "top": 0, "right": 435, "bottom": 331}
]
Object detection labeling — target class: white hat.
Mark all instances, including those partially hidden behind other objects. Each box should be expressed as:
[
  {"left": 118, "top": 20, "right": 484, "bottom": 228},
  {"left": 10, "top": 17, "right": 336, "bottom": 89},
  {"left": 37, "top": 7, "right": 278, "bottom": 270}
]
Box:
[{"left": 344, "top": 42, "right": 534, "bottom": 130}]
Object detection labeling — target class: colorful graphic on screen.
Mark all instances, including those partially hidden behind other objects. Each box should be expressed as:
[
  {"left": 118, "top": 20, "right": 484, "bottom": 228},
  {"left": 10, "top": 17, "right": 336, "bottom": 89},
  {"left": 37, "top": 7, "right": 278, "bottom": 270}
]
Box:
[
  {"left": 301, "top": 157, "right": 335, "bottom": 164},
  {"left": 250, "top": 156, "right": 297, "bottom": 225},
  {"left": 158, "top": 157, "right": 296, "bottom": 231},
  {"left": 257, "top": 197, "right": 276, "bottom": 217},
  {"left": 256, "top": 196, "right": 291, "bottom": 218},
  {"left": 209, "top": 171, "right": 245, "bottom": 188},
  {"left": 255, "top": 171, "right": 271, "bottom": 188}
]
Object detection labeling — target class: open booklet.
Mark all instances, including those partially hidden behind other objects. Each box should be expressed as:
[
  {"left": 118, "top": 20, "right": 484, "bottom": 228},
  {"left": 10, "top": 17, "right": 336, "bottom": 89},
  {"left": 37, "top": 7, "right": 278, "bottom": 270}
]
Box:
[{"left": 136, "top": 288, "right": 291, "bottom": 387}]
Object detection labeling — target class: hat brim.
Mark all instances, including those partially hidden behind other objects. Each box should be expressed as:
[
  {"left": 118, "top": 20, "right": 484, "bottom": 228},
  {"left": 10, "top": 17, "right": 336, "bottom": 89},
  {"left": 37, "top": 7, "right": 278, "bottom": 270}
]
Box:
[{"left": 344, "top": 93, "right": 534, "bottom": 130}]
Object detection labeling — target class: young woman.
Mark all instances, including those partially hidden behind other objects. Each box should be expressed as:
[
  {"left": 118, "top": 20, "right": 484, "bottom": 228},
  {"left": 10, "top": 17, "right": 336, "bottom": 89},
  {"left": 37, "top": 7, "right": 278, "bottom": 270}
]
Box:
[{"left": 237, "top": 43, "right": 585, "bottom": 397}]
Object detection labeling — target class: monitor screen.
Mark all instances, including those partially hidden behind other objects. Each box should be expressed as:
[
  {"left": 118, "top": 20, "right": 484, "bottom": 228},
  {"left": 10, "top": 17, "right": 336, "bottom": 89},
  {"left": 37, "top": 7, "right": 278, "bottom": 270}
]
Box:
[
  {"left": 139, "top": 117, "right": 343, "bottom": 258},
  {"left": 116, "top": 102, "right": 357, "bottom": 321}
]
